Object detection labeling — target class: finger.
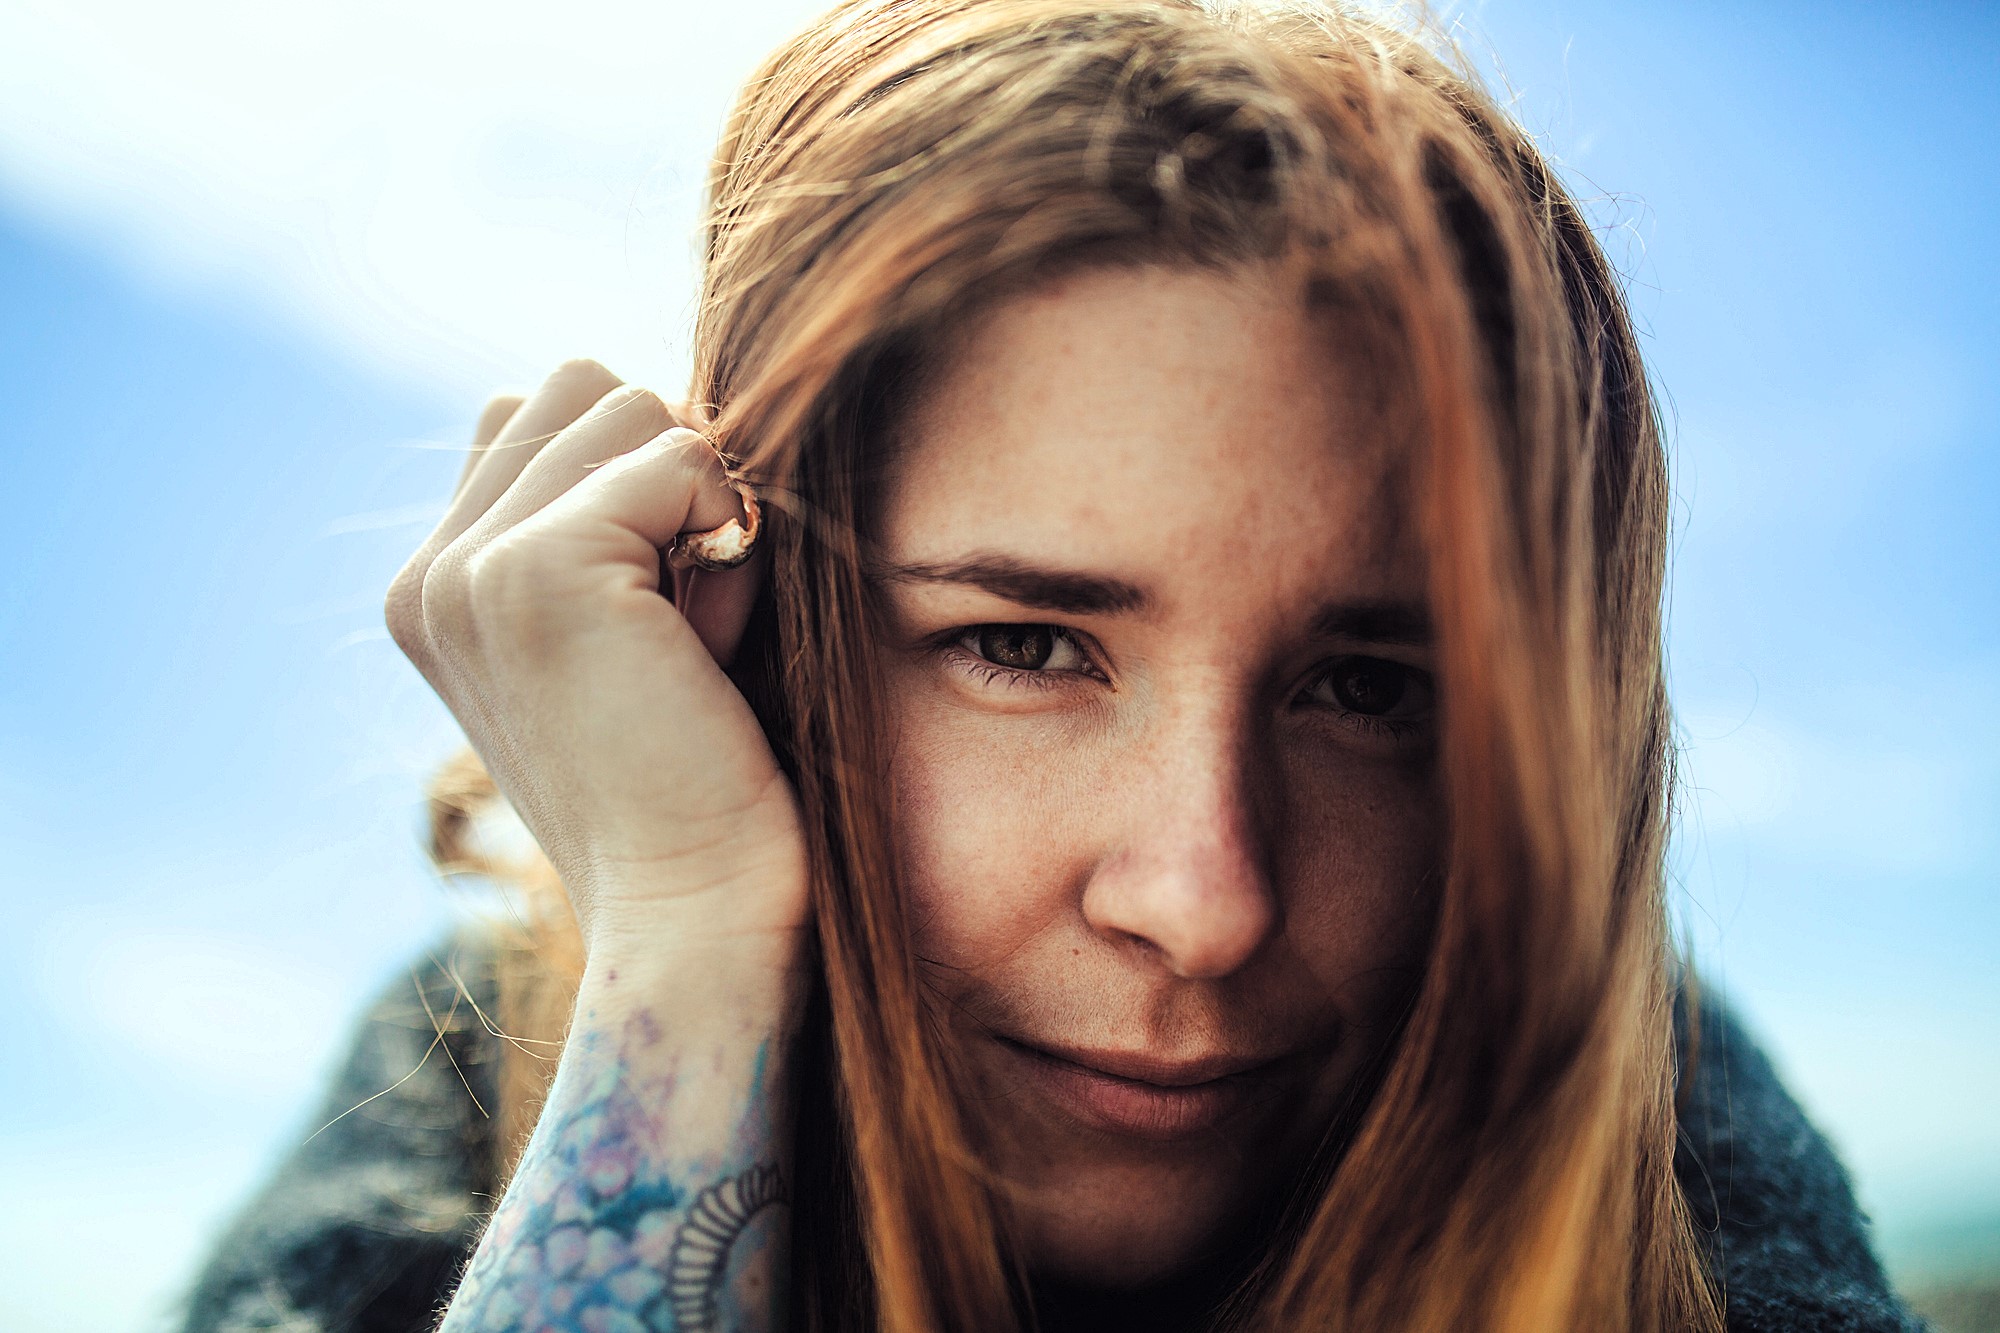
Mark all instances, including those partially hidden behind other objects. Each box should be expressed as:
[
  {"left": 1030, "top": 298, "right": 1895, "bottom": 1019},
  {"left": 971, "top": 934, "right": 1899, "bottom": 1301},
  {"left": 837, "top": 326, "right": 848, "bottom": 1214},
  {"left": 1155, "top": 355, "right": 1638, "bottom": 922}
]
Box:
[
  {"left": 514, "top": 428, "right": 761, "bottom": 663},
  {"left": 392, "top": 363, "right": 622, "bottom": 653},
  {"left": 528, "top": 426, "right": 747, "bottom": 552},
  {"left": 441, "top": 359, "right": 624, "bottom": 546},
  {"left": 675, "top": 551, "right": 766, "bottom": 669},
  {"left": 668, "top": 397, "right": 713, "bottom": 431},
  {"left": 465, "top": 385, "right": 680, "bottom": 542},
  {"left": 453, "top": 394, "right": 527, "bottom": 495}
]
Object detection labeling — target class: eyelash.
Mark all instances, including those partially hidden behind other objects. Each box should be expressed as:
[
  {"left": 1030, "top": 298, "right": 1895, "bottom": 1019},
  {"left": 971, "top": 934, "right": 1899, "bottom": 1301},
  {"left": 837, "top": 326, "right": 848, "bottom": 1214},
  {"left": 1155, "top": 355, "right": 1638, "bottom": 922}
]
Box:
[
  {"left": 936, "top": 623, "right": 1433, "bottom": 741},
  {"left": 1321, "top": 706, "right": 1428, "bottom": 742}
]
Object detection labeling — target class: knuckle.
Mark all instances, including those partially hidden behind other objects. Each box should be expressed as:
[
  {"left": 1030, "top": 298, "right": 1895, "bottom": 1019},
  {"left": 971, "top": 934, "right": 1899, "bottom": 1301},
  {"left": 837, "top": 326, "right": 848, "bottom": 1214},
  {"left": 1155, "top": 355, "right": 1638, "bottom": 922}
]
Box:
[
  {"left": 623, "top": 385, "right": 669, "bottom": 414},
  {"left": 452, "top": 535, "right": 569, "bottom": 667},
  {"left": 477, "top": 393, "right": 524, "bottom": 430},
  {"left": 658, "top": 422, "right": 717, "bottom": 464},
  {"left": 420, "top": 541, "right": 480, "bottom": 632},
  {"left": 597, "top": 383, "right": 676, "bottom": 433},
  {"left": 460, "top": 531, "right": 551, "bottom": 621},
  {"left": 550, "top": 357, "right": 621, "bottom": 394},
  {"left": 665, "top": 397, "right": 710, "bottom": 430}
]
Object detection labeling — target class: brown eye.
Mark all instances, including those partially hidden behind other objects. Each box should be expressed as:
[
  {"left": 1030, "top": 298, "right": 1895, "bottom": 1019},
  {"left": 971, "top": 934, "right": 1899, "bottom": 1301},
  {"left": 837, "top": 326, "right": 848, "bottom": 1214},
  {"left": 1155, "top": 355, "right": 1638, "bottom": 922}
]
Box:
[
  {"left": 1310, "top": 655, "right": 1433, "bottom": 718},
  {"left": 951, "top": 624, "right": 1093, "bottom": 684},
  {"left": 976, "top": 625, "right": 1056, "bottom": 669}
]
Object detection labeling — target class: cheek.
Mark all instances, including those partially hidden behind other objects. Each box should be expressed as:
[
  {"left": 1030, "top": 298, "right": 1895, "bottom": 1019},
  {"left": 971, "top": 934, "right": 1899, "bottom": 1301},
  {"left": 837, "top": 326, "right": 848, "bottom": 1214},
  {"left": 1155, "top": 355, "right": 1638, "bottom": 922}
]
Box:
[
  {"left": 888, "top": 687, "right": 1095, "bottom": 971},
  {"left": 1274, "top": 746, "right": 1440, "bottom": 1010}
]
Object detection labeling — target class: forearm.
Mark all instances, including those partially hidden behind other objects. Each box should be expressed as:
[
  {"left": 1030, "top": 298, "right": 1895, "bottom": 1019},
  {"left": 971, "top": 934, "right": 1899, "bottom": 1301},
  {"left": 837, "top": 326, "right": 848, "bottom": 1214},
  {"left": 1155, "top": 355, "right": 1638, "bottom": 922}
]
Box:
[{"left": 441, "top": 933, "right": 806, "bottom": 1332}]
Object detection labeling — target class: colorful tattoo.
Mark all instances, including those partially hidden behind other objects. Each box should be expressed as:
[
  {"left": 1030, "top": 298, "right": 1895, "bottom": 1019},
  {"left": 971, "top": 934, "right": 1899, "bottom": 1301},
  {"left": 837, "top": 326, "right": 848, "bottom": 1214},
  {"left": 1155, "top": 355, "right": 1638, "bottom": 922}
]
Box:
[
  {"left": 667, "top": 1165, "right": 789, "bottom": 1328},
  {"left": 442, "top": 1011, "right": 786, "bottom": 1332}
]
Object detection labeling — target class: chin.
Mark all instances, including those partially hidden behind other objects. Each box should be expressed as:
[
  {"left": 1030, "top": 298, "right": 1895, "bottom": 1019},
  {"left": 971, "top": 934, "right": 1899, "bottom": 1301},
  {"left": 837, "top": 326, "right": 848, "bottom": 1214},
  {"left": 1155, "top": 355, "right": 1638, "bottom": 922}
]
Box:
[
  {"left": 1009, "top": 1162, "right": 1251, "bottom": 1289},
  {"left": 1022, "top": 1211, "right": 1220, "bottom": 1289}
]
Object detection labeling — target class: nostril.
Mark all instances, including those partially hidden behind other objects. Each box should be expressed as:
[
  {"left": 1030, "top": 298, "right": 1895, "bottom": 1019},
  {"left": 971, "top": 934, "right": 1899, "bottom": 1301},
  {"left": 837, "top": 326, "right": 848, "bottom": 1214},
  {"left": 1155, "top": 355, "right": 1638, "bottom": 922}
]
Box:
[
  {"left": 1081, "top": 852, "right": 1278, "bottom": 981},
  {"left": 1115, "top": 928, "right": 1162, "bottom": 958}
]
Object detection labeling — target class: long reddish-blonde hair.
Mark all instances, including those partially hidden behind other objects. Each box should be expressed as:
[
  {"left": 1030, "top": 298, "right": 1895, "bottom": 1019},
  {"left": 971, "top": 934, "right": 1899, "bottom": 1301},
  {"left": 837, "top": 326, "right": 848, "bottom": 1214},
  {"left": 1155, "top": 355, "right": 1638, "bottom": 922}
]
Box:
[{"left": 430, "top": 1, "right": 1721, "bottom": 1328}]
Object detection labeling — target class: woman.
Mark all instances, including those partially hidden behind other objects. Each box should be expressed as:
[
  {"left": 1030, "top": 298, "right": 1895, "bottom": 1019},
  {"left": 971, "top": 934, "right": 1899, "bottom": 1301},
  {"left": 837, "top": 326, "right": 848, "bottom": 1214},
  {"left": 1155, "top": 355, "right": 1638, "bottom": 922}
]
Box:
[{"left": 179, "top": 0, "right": 1925, "bottom": 1329}]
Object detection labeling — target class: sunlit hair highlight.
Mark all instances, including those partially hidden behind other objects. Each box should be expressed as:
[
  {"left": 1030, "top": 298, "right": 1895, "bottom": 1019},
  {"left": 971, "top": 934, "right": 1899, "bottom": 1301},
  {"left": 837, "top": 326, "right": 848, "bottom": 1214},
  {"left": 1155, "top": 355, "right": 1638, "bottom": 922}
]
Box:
[{"left": 436, "top": 1, "right": 1722, "bottom": 1328}]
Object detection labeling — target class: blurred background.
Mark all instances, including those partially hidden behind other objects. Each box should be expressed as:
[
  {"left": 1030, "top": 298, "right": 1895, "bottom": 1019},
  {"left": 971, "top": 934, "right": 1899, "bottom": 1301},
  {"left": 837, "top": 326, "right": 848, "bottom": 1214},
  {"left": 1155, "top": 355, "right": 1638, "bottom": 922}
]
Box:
[{"left": 1, "top": 0, "right": 1994, "bottom": 1327}]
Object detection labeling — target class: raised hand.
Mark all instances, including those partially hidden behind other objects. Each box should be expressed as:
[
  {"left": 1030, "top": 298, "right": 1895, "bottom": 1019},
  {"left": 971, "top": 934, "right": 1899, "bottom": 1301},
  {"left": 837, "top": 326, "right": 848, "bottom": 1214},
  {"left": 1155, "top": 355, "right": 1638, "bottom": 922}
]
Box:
[
  {"left": 392, "top": 362, "right": 808, "bottom": 1333},
  {"left": 386, "top": 359, "right": 808, "bottom": 955}
]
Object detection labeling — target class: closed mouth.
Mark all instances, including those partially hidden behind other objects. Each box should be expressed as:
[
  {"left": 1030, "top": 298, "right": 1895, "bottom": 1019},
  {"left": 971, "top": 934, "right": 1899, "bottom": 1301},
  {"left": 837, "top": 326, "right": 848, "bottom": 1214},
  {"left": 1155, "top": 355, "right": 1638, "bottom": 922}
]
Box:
[{"left": 994, "top": 1034, "right": 1294, "bottom": 1141}]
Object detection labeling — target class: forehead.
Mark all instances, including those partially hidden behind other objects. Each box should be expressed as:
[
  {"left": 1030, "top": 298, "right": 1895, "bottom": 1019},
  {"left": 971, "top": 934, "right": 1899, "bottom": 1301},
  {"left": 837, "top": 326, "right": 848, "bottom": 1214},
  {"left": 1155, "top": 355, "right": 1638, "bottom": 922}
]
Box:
[{"left": 879, "top": 264, "right": 1419, "bottom": 616}]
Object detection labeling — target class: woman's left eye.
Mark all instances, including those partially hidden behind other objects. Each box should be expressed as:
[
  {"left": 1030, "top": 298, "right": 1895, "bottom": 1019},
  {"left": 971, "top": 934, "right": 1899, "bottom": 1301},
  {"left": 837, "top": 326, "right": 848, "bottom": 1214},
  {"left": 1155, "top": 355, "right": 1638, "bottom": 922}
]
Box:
[
  {"left": 957, "top": 624, "right": 1090, "bottom": 672},
  {"left": 1300, "top": 655, "right": 1435, "bottom": 733}
]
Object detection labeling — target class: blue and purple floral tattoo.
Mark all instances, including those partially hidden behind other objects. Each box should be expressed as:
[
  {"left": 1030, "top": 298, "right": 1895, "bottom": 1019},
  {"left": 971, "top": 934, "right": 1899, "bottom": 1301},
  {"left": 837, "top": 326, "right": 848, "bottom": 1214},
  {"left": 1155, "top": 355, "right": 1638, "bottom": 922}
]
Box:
[{"left": 442, "top": 1011, "right": 787, "bottom": 1332}]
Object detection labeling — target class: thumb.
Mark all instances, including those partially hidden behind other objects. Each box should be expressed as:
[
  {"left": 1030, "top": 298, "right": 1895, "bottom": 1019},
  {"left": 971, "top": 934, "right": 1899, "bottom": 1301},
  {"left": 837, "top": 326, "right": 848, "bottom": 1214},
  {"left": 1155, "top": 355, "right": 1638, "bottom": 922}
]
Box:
[{"left": 673, "top": 545, "right": 767, "bottom": 669}]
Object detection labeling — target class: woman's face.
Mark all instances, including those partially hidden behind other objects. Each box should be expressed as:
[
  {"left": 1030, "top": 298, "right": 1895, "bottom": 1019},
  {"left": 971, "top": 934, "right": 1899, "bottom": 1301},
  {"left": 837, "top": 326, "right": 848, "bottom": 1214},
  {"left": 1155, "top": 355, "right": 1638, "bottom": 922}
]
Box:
[{"left": 874, "top": 265, "right": 1440, "bottom": 1288}]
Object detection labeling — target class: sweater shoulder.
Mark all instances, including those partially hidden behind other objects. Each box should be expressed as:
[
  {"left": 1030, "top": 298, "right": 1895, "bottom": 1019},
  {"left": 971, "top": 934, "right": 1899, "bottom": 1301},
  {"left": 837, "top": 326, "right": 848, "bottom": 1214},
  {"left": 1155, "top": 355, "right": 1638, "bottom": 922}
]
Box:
[
  {"left": 1675, "top": 991, "right": 1930, "bottom": 1333},
  {"left": 176, "top": 932, "right": 504, "bottom": 1333}
]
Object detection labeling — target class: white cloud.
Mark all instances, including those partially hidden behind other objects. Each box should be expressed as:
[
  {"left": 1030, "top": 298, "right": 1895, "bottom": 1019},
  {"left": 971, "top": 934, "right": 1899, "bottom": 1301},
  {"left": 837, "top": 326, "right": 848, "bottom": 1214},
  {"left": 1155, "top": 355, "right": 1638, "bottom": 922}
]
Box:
[
  {"left": 0, "top": 0, "right": 824, "bottom": 393},
  {"left": 36, "top": 918, "right": 352, "bottom": 1095}
]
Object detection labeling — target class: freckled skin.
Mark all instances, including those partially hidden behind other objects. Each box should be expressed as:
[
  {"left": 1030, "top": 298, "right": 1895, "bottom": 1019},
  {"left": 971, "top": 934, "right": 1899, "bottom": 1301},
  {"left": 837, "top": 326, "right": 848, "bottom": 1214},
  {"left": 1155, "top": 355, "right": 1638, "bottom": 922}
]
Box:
[{"left": 876, "top": 265, "right": 1442, "bottom": 1288}]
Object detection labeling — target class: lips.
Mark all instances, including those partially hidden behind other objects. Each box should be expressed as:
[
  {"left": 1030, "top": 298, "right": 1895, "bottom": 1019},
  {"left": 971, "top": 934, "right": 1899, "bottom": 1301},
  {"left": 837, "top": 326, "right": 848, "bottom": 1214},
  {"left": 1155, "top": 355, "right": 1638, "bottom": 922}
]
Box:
[{"left": 995, "top": 1035, "right": 1290, "bottom": 1142}]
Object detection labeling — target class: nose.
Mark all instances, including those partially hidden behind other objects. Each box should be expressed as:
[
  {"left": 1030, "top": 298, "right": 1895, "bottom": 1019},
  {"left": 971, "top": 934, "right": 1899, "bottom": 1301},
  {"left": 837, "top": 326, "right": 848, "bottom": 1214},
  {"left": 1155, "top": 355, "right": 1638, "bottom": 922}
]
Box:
[{"left": 1079, "top": 714, "right": 1279, "bottom": 980}]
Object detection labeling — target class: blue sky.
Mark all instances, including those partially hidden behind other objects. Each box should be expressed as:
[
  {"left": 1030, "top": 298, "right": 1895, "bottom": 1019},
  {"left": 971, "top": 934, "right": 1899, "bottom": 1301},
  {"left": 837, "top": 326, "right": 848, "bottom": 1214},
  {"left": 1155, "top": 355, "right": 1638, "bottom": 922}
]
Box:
[{"left": 1, "top": 1, "right": 1995, "bottom": 1326}]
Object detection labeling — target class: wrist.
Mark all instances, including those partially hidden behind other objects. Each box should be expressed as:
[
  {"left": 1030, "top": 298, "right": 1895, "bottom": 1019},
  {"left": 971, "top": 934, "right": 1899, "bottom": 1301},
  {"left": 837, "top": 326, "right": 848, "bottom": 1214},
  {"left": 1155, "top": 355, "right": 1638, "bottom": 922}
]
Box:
[
  {"left": 576, "top": 919, "right": 811, "bottom": 1041},
  {"left": 571, "top": 854, "right": 811, "bottom": 959}
]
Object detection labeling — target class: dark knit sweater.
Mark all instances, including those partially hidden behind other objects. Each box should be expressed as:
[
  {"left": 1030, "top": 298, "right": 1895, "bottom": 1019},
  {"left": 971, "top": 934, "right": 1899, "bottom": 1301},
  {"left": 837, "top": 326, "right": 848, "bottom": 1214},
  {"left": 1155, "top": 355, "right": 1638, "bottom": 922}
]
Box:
[{"left": 176, "top": 937, "right": 1928, "bottom": 1332}]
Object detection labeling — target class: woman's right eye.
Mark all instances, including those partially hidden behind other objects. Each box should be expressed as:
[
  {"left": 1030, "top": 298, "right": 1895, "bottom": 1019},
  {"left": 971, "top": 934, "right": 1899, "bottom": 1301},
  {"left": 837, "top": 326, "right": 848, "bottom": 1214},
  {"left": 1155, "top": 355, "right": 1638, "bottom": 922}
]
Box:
[
  {"left": 955, "top": 624, "right": 1091, "bottom": 674},
  {"left": 972, "top": 626, "right": 1047, "bottom": 669}
]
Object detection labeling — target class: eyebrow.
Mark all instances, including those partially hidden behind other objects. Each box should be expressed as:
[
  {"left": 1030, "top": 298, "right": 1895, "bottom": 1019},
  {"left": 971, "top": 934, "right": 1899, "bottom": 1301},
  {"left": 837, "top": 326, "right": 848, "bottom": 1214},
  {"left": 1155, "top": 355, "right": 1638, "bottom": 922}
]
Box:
[
  {"left": 1310, "top": 598, "right": 1433, "bottom": 645},
  {"left": 874, "top": 554, "right": 1150, "bottom": 616}
]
